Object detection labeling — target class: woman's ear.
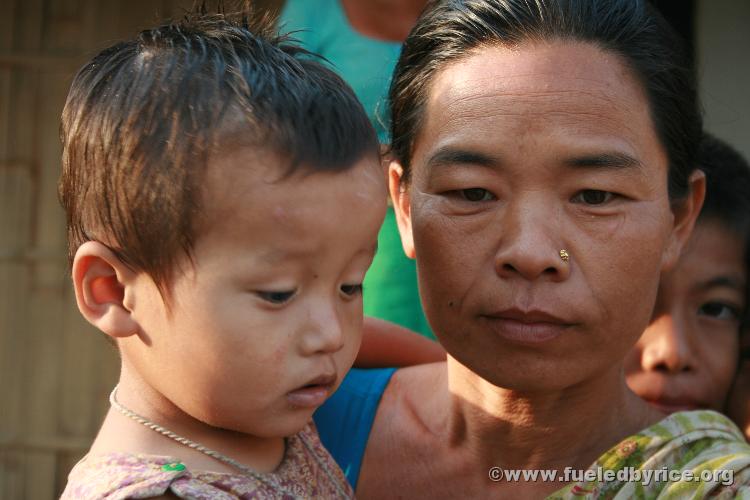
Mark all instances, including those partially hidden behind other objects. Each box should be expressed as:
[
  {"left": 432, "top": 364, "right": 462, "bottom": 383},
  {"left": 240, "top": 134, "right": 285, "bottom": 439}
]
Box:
[
  {"left": 662, "top": 170, "right": 706, "bottom": 272},
  {"left": 389, "top": 160, "right": 416, "bottom": 259},
  {"left": 72, "top": 241, "right": 139, "bottom": 340}
]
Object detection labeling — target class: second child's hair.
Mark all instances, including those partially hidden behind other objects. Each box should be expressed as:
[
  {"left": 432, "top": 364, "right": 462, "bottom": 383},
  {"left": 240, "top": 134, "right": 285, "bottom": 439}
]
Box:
[
  {"left": 697, "top": 134, "right": 750, "bottom": 328},
  {"left": 698, "top": 134, "right": 750, "bottom": 236},
  {"left": 59, "top": 7, "right": 377, "bottom": 296}
]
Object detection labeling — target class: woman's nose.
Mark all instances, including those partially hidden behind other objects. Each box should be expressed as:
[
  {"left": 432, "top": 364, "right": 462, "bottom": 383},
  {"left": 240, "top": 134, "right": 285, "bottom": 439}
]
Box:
[
  {"left": 640, "top": 315, "right": 695, "bottom": 373},
  {"left": 493, "top": 202, "right": 570, "bottom": 282}
]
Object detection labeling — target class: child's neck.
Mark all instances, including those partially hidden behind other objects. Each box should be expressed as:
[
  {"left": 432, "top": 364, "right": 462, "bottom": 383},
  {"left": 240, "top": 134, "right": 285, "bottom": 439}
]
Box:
[{"left": 88, "top": 368, "right": 286, "bottom": 475}]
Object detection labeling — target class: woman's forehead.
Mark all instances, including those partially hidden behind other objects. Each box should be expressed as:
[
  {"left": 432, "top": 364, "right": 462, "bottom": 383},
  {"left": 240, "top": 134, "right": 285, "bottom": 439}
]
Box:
[
  {"left": 428, "top": 42, "right": 646, "bottom": 126},
  {"left": 413, "top": 41, "right": 664, "bottom": 173}
]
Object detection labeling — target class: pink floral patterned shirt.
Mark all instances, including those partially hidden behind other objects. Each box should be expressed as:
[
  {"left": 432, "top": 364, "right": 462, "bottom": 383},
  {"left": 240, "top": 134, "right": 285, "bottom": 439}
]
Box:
[{"left": 61, "top": 423, "right": 353, "bottom": 499}]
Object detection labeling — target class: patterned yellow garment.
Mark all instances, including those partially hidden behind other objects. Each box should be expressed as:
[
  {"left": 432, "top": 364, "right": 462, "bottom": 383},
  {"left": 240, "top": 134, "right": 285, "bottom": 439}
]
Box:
[
  {"left": 61, "top": 423, "right": 353, "bottom": 499},
  {"left": 549, "top": 410, "right": 750, "bottom": 499}
]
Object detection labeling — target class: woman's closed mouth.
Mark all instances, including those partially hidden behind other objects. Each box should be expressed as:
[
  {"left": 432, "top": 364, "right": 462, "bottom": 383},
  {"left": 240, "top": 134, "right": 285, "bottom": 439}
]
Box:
[{"left": 481, "top": 307, "right": 575, "bottom": 344}]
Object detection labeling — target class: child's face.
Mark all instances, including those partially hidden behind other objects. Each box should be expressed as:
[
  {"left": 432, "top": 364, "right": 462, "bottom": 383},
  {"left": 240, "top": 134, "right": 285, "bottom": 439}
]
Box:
[
  {"left": 122, "top": 149, "right": 386, "bottom": 437},
  {"left": 624, "top": 219, "right": 746, "bottom": 413}
]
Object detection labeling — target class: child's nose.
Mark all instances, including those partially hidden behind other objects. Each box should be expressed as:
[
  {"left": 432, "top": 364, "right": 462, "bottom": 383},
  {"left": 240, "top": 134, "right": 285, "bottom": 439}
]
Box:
[
  {"left": 301, "top": 302, "right": 346, "bottom": 355},
  {"left": 641, "top": 314, "right": 696, "bottom": 374}
]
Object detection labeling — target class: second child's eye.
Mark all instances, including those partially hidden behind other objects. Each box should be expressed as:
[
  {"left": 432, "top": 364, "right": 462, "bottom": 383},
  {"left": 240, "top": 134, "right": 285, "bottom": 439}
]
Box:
[
  {"left": 572, "top": 189, "right": 615, "bottom": 205},
  {"left": 257, "top": 290, "right": 296, "bottom": 304},
  {"left": 698, "top": 301, "right": 740, "bottom": 321},
  {"left": 340, "top": 284, "right": 363, "bottom": 297},
  {"left": 459, "top": 188, "right": 494, "bottom": 202}
]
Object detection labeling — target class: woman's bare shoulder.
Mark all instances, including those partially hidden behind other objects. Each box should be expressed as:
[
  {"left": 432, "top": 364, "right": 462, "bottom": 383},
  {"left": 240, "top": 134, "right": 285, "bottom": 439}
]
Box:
[
  {"left": 385, "top": 361, "right": 447, "bottom": 400},
  {"left": 356, "top": 362, "right": 450, "bottom": 496}
]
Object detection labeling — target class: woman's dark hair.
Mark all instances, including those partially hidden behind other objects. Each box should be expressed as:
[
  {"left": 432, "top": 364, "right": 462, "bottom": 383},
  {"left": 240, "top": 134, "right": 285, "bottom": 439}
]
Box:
[{"left": 389, "top": 0, "right": 701, "bottom": 199}]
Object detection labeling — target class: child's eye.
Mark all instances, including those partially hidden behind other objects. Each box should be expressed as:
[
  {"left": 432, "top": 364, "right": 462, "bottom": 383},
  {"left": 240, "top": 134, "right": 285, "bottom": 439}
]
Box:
[
  {"left": 458, "top": 188, "right": 495, "bottom": 202},
  {"left": 340, "top": 284, "right": 363, "bottom": 297},
  {"left": 571, "top": 189, "right": 615, "bottom": 205},
  {"left": 698, "top": 301, "right": 740, "bottom": 321},
  {"left": 256, "top": 290, "right": 296, "bottom": 304}
]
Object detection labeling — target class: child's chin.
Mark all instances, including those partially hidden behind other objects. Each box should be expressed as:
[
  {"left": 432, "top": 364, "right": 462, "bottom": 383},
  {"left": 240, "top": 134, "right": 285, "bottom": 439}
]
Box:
[{"left": 237, "top": 411, "right": 316, "bottom": 439}]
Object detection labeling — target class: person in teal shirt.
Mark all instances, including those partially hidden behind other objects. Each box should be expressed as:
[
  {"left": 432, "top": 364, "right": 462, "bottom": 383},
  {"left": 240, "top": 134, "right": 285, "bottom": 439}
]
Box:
[{"left": 278, "top": 0, "right": 434, "bottom": 338}]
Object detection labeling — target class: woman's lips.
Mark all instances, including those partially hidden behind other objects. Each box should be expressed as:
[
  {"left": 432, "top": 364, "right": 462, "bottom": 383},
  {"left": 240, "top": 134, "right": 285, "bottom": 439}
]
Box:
[
  {"left": 486, "top": 318, "right": 568, "bottom": 343},
  {"left": 482, "top": 308, "right": 573, "bottom": 344},
  {"left": 286, "top": 374, "right": 336, "bottom": 408}
]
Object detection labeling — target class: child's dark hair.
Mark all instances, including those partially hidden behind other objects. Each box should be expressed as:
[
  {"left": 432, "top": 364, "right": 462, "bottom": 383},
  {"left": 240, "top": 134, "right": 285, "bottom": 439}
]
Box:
[
  {"left": 697, "top": 134, "right": 750, "bottom": 328},
  {"left": 59, "top": 6, "right": 377, "bottom": 296}
]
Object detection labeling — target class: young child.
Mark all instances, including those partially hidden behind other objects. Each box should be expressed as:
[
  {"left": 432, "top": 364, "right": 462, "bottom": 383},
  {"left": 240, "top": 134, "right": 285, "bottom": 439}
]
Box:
[{"left": 60, "top": 7, "right": 386, "bottom": 499}]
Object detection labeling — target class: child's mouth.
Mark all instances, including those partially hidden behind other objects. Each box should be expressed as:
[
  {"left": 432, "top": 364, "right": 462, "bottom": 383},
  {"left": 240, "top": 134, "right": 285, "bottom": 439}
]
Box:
[{"left": 286, "top": 374, "right": 337, "bottom": 408}]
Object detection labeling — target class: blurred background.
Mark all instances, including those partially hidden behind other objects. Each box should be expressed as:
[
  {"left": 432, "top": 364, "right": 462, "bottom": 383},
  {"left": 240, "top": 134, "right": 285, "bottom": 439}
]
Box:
[{"left": 0, "top": 0, "right": 747, "bottom": 497}]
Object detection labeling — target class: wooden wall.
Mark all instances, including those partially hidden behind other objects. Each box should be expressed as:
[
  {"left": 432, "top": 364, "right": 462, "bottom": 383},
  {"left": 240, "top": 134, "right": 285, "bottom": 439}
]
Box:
[{"left": 0, "top": 1, "right": 282, "bottom": 497}]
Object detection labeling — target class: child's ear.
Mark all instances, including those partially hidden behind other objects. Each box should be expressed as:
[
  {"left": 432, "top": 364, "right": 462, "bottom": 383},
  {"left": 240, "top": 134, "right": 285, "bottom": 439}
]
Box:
[
  {"left": 72, "top": 241, "right": 139, "bottom": 339},
  {"left": 388, "top": 160, "right": 416, "bottom": 259},
  {"left": 661, "top": 170, "right": 706, "bottom": 272}
]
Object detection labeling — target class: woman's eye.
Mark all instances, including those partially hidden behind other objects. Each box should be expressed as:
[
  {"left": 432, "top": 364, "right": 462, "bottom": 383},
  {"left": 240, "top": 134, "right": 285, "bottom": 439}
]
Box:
[
  {"left": 340, "top": 284, "right": 363, "bottom": 297},
  {"left": 256, "top": 290, "right": 296, "bottom": 304},
  {"left": 698, "top": 301, "right": 740, "bottom": 321},
  {"left": 572, "top": 189, "right": 614, "bottom": 205},
  {"left": 459, "top": 188, "right": 494, "bottom": 202}
]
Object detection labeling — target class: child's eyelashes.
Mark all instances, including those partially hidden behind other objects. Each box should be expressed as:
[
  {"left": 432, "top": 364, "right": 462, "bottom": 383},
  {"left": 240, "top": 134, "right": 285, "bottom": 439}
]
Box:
[
  {"left": 697, "top": 301, "right": 741, "bottom": 322},
  {"left": 256, "top": 290, "right": 296, "bottom": 304},
  {"left": 340, "top": 283, "right": 363, "bottom": 297},
  {"left": 255, "top": 284, "right": 363, "bottom": 304}
]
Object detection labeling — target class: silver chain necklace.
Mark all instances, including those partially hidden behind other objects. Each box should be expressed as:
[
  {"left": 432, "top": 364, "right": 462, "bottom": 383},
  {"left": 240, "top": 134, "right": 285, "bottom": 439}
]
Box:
[{"left": 109, "top": 385, "right": 350, "bottom": 498}]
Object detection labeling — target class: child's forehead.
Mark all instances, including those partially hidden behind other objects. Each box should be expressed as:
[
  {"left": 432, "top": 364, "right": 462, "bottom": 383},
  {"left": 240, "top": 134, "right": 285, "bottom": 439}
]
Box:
[
  {"left": 683, "top": 218, "right": 748, "bottom": 291},
  {"left": 196, "top": 149, "right": 282, "bottom": 226},
  {"left": 694, "top": 218, "right": 748, "bottom": 256},
  {"left": 197, "top": 146, "right": 382, "bottom": 235},
  {"left": 187, "top": 149, "right": 384, "bottom": 268}
]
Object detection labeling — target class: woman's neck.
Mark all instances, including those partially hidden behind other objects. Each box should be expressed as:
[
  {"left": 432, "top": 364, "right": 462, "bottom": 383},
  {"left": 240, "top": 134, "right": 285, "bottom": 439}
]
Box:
[{"left": 443, "top": 356, "right": 663, "bottom": 472}]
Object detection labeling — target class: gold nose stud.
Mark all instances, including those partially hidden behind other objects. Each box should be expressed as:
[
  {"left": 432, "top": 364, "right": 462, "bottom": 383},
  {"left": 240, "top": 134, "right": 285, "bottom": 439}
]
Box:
[{"left": 559, "top": 249, "right": 570, "bottom": 262}]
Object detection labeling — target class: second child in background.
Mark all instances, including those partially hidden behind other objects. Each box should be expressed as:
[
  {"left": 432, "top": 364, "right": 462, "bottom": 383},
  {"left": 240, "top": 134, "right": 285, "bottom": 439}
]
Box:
[{"left": 625, "top": 134, "right": 750, "bottom": 437}]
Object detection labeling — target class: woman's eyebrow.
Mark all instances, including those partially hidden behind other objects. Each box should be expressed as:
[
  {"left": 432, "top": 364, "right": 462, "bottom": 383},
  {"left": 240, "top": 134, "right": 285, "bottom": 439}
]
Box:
[
  {"left": 424, "top": 148, "right": 643, "bottom": 172},
  {"left": 564, "top": 152, "right": 643, "bottom": 170},
  {"left": 424, "top": 147, "right": 501, "bottom": 170}
]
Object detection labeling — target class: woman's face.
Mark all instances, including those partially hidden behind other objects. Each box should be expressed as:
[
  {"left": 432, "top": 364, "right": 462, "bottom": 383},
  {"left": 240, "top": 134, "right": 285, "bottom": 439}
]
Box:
[
  {"left": 390, "top": 42, "right": 703, "bottom": 391},
  {"left": 625, "top": 220, "right": 745, "bottom": 413}
]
